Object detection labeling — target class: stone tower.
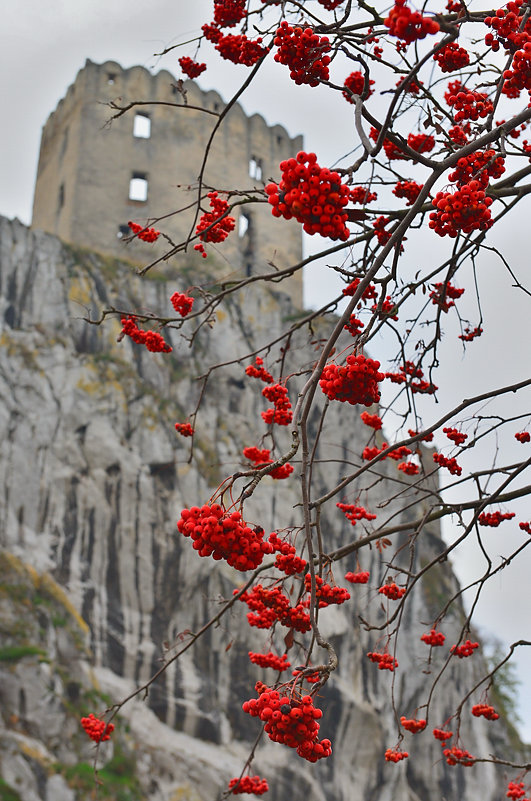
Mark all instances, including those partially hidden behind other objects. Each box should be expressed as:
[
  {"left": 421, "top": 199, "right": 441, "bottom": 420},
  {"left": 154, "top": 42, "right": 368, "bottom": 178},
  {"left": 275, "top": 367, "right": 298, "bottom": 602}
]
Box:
[{"left": 31, "top": 59, "right": 304, "bottom": 306}]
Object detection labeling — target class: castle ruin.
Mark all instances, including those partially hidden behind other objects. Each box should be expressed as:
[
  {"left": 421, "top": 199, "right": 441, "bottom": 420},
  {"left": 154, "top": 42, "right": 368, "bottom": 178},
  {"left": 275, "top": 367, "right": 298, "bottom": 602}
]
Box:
[{"left": 31, "top": 59, "right": 303, "bottom": 307}]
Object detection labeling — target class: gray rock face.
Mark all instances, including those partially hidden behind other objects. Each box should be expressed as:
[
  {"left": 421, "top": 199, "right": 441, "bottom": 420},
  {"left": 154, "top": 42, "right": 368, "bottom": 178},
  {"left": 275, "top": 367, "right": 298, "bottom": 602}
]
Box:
[{"left": 0, "top": 216, "right": 520, "bottom": 800}]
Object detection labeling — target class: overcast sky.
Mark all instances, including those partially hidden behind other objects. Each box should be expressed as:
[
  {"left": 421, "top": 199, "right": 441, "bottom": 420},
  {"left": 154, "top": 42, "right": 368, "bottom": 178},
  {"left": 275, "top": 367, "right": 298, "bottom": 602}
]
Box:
[{"left": 3, "top": 0, "right": 530, "bottom": 739}]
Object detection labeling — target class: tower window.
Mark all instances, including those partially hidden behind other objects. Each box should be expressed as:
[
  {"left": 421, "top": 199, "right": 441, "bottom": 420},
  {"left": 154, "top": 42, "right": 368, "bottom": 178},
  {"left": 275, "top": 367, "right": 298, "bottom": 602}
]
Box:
[
  {"left": 133, "top": 113, "right": 151, "bottom": 139},
  {"left": 249, "top": 157, "right": 263, "bottom": 181},
  {"left": 58, "top": 183, "right": 65, "bottom": 210},
  {"left": 129, "top": 173, "right": 148, "bottom": 202},
  {"left": 117, "top": 224, "right": 130, "bottom": 240},
  {"left": 107, "top": 73, "right": 116, "bottom": 85},
  {"left": 238, "top": 211, "right": 250, "bottom": 238}
]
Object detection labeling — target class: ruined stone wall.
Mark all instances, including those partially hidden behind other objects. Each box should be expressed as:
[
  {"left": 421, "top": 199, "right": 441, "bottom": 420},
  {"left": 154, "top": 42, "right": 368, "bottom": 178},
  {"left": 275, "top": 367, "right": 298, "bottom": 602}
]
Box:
[{"left": 31, "top": 59, "right": 303, "bottom": 307}]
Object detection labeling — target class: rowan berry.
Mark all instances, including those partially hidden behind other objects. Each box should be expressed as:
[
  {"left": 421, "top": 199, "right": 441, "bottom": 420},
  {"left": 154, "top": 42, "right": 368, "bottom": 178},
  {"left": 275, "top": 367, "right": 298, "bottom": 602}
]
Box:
[
  {"left": 384, "top": 0, "right": 439, "bottom": 43},
  {"left": 175, "top": 422, "right": 194, "bottom": 437},
  {"left": 273, "top": 23, "right": 331, "bottom": 86},
  {"left": 245, "top": 357, "right": 274, "bottom": 384},
  {"left": 520, "top": 521, "right": 531, "bottom": 533},
  {"left": 320, "top": 354, "right": 385, "bottom": 406},
  {"left": 407, "top": 133, "right": 435, "bottom": 153},
  {"left": 360, "top": 412, "right": 383, "bottom": 430},
  {"left": 367, "top": 651, "right": 398, "bottom": 671},
  {"left": 443, "top": 745, "right": 475, "bottom": 766},
  {"left": 194, "top": 192, "right": 235, "bottom": 257},
  {"left": 379, "top": 582, "right": 406, "bottom": 599},
  {"left": 303, "top": 573, "right": 351, "bottom": 606},
  {"left": 459, "top": 325, "right": 483, "bottom": 341},
  {"left": 478, "top": 511, "right": 515, "bottom": 526},
  {"left": 177, "top": 505, "right": 273, "bottom": 571},
  {"left": 408, "top": 428, "right": 434, "bottom": 442},
  {"left": 506, "top": 781, "right": 527, "bottom": 800},
  {"left": 429, "top": 281, "right": 465, "bottom": 312},
  {"left": 261, "top": 383, "right": 293, "bottom": 426},
  {"left": 515, "top": 431, "right": 530, "bottom": 443},
  {"left": 128, "top": 221, "right": 160, "bottom": 243},
  {"left": 80, "top": 714, "right": 114, "bottom": 742},
  {"left": 243, "top": 446, "right": 294, "bottom": 479},
  {"left": 349, "top": 186, "right": 378, "bottom": 204},
  {"left": 451, "top": 639, "right": 479, "bottom": 658},
  {"left": 433, "top": 452, "right": 462, "bottom": 476},
  {"left": 228, "top": 775, "right": 269, "bottom": 795},
  {"left": 443, "top": 427, "right": 468, "bottom": 445},
  {"left": 248, "top": 651, "right": 291, "bottom": 671},
  {"left": 471, "top": 703, "right": 499, "bottom": 720},
  {"left": 385, "top": 747, "right": 409, "bottom": 762},
  {"left": 393, "top": 180, "right": 423, "bottom": 205},
  {"left": 343, "top": 70, "right": 375, "bottom": 102},
  {"left": 213, "top": 0, "right": 246, "bottom": 28},
  {"left": 345, "top": 570, "right": 370, "bottom": 584},
  {"left": 337, "top": 503, "right": 377, "bottom": 525},
  {"left": 215, "top": 33, "right": 268, "bottom": 65},
  {"left": 170, "top": 291, "right": 194, "bottom": 317},
  {"left": 429, "top": 184, "right": 493, "bottom": 238},
  {"left": 400, "top": 716, "right": 426, "bottom": 733},
  {"left": 120, "top": 317, "right": 172, "bottom": 353},
  {"left": 344, "top": 314, "right": 364, "bottom": 336},
  {"left": 178, "top": 56, "right": 207, "bottom": 78},
  {"left": 397, "top": 460, "right": 420, "bottom": 475},
  {"left": 421, "top": 628, "right": 445, "bottom": 646},
  {"left": 433, "top": 727, "right": 453, "bottom": 741},
  {"left": 433, "top": 42, "right": 470, "bottom": 72}
]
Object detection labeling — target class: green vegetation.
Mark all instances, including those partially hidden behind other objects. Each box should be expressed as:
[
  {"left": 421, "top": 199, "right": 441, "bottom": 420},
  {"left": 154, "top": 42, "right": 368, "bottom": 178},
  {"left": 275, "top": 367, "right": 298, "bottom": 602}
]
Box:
[
  {"left": 0, "top": 778, "right": 23, "bottom": 801},
  {"left": 0, "top": 645, "right": 46, "bottom": 662},
  {"left": 62, "top": 745, "right": 142, "bottom": 801}
]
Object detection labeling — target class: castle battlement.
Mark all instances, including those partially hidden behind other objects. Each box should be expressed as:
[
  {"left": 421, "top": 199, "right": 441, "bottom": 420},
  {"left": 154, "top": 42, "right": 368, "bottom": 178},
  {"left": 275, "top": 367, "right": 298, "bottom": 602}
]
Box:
[{"left": 32, "top": 59, "right": 303, "bottom": 306}]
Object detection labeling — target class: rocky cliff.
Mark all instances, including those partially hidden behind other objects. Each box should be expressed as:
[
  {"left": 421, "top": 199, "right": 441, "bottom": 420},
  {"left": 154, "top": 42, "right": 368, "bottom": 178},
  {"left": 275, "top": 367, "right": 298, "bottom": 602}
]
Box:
[{"left": 0, "top": 216, "right": 521, "bottom": 801}]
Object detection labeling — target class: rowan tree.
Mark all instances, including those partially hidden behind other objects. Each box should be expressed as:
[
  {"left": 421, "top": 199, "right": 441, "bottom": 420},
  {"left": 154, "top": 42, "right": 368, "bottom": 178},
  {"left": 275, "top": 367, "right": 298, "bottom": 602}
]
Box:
[{"left": 84, "top": 0, "right": 531, "bottom": 797}]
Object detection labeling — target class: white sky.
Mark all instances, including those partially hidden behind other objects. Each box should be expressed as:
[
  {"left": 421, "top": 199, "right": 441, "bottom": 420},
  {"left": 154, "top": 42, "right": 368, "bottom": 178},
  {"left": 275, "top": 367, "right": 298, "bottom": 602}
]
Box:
[{"left": 2, "top": 0, "right": 530, "bottom": 739}]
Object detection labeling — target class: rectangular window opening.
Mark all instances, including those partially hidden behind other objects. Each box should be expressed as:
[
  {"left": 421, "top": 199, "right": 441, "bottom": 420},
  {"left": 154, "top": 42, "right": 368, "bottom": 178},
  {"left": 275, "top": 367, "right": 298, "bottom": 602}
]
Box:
[
  {"left": 238, "top": 211, "right": 250, "bottom": 238},
  {"left": 133, "top": 113, "right": 151, "bottom": 139},
  {"left": 245, "top": 262, "right": 253, "bottom": 277},
  {"left": 107, "top": 73, "right": 116, "bottom": 85},
  {"left": 129, "top": 173, "right": 148, "bottom": 202},
  {"left": 249, "top": 156, "right": 263, "bottom": 181},
  {"left": 58, "top": 183, "right": 65, "bottom": 210}
]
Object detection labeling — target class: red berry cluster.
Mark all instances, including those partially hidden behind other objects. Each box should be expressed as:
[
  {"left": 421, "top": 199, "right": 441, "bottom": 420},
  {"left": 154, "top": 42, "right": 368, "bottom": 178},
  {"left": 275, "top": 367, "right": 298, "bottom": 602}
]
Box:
[
  {"left": 393, "top": 180, "right": 423, "bottom": 205},
  {"left": 515, "top": 431, "right": 530, "bottom": 443},
  {"left": 387, "top": 444, "right": 413, "bottom": 461},
  {"left": 408, "top": 428, "right": 434, "bottom": 442},
  {"left": 178, "top": 56, "right": 207, "bottom": 78},
  {"left": 248, "top": 651, "right": 291, "bottom": 671},
  {"left": 362, "top": 443, "right": 388, "bottom": 461},
  {"left": 345, "top": 570, "right": 370, "bottom": 584},
  {"left": 177, "top": 505, "right": 273, "bottom": 571},
  {"left": 216, "top": 33, "right": 269, "bottom": 66},
  {"left": 261, "top": 383, "right": 293, "bottom": 425},
  {"left": 398, "top": 461, "right": 420, "bottom": 475},
  {"left": 245, "top": 356, "right": 274, "bottom": 384},
  {"left": 451, "top": 639, "right": 479, "bottom": 658},
  {"left": 471, "top": 703, "right": 499, "bottom": 720},
  {"left": 344, "top": 314, "right": 364, "bottom": 336},
  {"left": 320, "top": 354, "right": 385, "bottom": 406},
  {"left": 429, "top": 281, "right": 465, "bottom": 312},
  {"left": 121, "top": 317, "right": 172, "bottom": 353},
  {"left": 303, "top": 573, "right": 351, "bottom": 607},
  {"left": 421, "top": 629, "right": 445, "bottom": 646},
  {"left": 318, "top": 0, "right": 345, "bottom": 8},
  {"left": 430, "top": 182, "right": 493, "bottom": 238},
  {"left": 228, "top": 776, "right": 269, "bottom": 795},
  {"left": 343, "top": 278, "right": 378, "bottom": 302},
  {"left": 194, "top": 192, "right": 235, "bottom": 257},
  {"left": 349, "top": 186, "right": 378, "bottom": 204},
  {"left": 175, "top": 422, "right": 194, "bottom": 437},
  {"left": 408, "top": 133, "right": 435, "bottom": 154},
  {"left": 372, "top": 295, "right": 398, "bottom": 320},
  {"left": 507, "top": 782, "right": 527, "bottom": 800},
  {"left": 337, "top": 502, "right": 377, "bottom": 526},
  {"left": 478, "top": 510, "right": 515, "bottom": 526},
  {"left": 80, "top": 714, "right": 114, "bottom": 742},
  {"left": 433, "top": 42, "right": 470, "bottom": 72},
  {"left": 400, "top": 716, "right": 427, "bottom": 733},
  {"left": 269, "top": 533, "right": 307, "bottom": 575},
  {"left": 360, "top": 412, "right": 383, "bottom": 430},
  {"left": 385, "top": 748, "right": 409, "bottom": 762},
  {"left": 520, "top": 521, "right": 531, "bottom": 533},
  {"left": 367, "top": 651, "right": 398, "bottom": 671},
  {"left": 384, "top": 0, "right": 439, "bottom": 43},
  {"left": 484, "top": 0, "right": 531, "bottom": 53},
  {"left": 396, "top": 76, "right": 423, "bottom": 94},
  {"left": 443, "top": 745, "right": 475, "bottom": 766},
  {"left": 243, "top": 446, "right": 294, "bottom": 480},
  {"left": 379, "top": 582, "right": 406, "bottom": 600},
  {"left": 243, "top": 686, "right": 332, "bottom": 762},
  {"left": 448, "top": 149, "right": 505, "bottom": 188},
  {"left": 265, "top": 151, "right": 352, "bottom": 241},
  {"left": 443, "top": 427, "right": 468, "bottom": 445},
  {"left": 170, "top": 291, "right": 194, "bottom": 317},
  {"left": 385, "top": 361, "right": 437, "bottom": 394},
  {"left": 433, "top": 727, "right": 453, "bottom": 741},
  {"left": 292, "top": 668, "right": 321, "bottom": 684},
  {"left": 459, "top": 325, "right": 483, "bottom": 341},
  {"left": 433, "top": 452, "right": 462, "bottom": 476},
  {"left": 372, "top": 217, "right": 392, "bottom": 247},
  {"left": 343, "top": 70, "right": 375, "bottom": 102},
  {"left": 213, "top": 0, "right": 246, "bottom": 27},
  {"left": 128, "top": 221, "right": 160, "bottom": 243},
  {"left": 445, "top": 81, "right": 494, "bottom": 122},
  {"left": 273, "top": 23, "right": 331, "bottom": 86},
  {"left": 449, "top": 123, "right": 471, "bottom": 146},
  {"left": 238, "top": 585, "right": 311, "bottom": 632}
]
